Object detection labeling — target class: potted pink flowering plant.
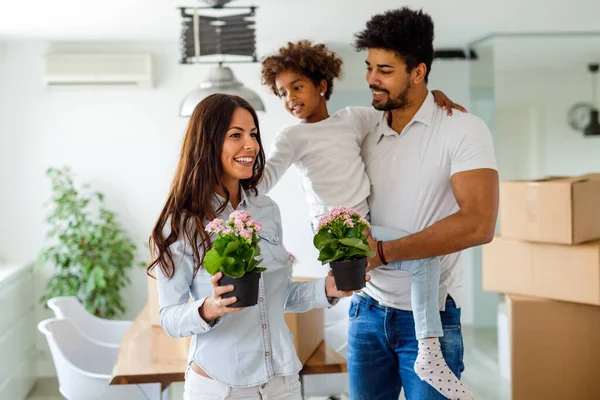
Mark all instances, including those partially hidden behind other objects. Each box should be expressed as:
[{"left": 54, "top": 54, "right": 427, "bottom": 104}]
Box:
[
  {"left": 204, "top": 210, "right": 266, "bottom": 307},
  {"left": 313, "top": 207, "right": 375, "bottom": 291}
]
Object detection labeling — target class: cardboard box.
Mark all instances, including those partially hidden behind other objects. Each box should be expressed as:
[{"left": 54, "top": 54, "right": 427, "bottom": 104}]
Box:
[
  {"left": 482, "top": 236, "right": 600, "bottom": 305},
  {"left": 147, "top": 275, "right": 325, "bottom": 364},
  {"left": 500, "top": 174, "right": 600, "bottom": 244},
  {"left": 284, "top": 276, "right": 324, "bottom": 364},
  {"left": 507, "top": 295, "right": 600, "bottom": 400},
  {"left": 284, "top": 309, "right": 324, "bottom": 364}
]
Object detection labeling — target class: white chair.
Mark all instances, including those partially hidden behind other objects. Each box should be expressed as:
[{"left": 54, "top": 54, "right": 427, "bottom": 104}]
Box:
[
  {"left": 38, "top": 318, "right": 160, "bottom": 400},
  {"left": 47, "top": 296, "right": 132, "bottom": 348}
]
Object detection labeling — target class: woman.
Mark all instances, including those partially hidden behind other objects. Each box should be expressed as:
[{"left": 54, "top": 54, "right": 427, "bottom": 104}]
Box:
[{"left": 148, "top": 93, "right": 355, "bottom": 399}]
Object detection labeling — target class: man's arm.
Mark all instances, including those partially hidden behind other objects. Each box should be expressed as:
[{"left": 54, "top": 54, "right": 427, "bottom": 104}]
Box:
[{"left": 369, "top": 168, "right": 499, "bottom": 268}]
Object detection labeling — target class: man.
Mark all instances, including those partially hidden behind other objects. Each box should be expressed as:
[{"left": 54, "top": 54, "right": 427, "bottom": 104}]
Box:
[{"left": 348, "top": 7, "right": 499, "bottom": 400}]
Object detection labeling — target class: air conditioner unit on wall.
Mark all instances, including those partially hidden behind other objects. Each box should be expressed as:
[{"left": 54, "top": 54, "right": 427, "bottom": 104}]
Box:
[{"left": 42, "top": 53, "right": 153, "bottom": 87}]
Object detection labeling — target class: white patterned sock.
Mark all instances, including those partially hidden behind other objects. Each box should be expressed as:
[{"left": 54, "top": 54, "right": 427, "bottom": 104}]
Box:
[{"left": 414, "top": 338, "right": 474, "bottom": 400}]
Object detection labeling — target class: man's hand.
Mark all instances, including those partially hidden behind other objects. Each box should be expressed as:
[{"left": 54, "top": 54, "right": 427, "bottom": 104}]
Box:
[
  {"left": 325, "top": 270, "right": 371, "bottom": 297},
  {"left": 367, "top": 234, "right": 382, "bottom": 271}
]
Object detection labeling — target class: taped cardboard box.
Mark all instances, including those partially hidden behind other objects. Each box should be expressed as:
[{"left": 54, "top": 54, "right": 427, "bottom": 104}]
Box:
[
  {"left": 500, "top": 174, "right": 600, "bottom": 244},
  {"left": 147, "top": 275, "right": 324, "bottom": 364},
  {"left": 507, "top": 295, "right": 600, "bottom": 400},
  {"left": 482, "top": 236, "right": 600, "bottom": 305}
]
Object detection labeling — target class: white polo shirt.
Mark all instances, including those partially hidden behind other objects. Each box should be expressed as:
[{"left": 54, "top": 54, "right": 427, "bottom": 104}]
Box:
[{"left": 360, "top": 91, "right": 497, "bottom": 311}]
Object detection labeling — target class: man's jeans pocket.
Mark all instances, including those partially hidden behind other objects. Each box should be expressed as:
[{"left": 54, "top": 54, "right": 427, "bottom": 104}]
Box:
[{"left": 349, "top": 298, "right": 360, "bottom": 319}]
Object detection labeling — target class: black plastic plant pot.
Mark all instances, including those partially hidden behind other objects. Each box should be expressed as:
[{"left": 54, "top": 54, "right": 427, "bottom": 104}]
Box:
[
  {"left": 330, "top": 257, "right": 367, "bottom": 291},
  {"left": 219, "top": 272, "right": 261, "bottom": 308}
]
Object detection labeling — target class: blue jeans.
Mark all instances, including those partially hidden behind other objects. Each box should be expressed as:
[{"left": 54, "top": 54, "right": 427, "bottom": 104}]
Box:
[
  {"left": 370, "top": 225, "right": 443, "bottom": 339},
  {"left": 347, "top": 294, "right": 465, "bottom": 400}
]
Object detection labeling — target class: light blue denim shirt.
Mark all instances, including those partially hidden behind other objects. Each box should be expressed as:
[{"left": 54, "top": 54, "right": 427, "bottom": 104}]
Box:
[{"left": 155, "top": 189, "right": 331, "bottom": 388}]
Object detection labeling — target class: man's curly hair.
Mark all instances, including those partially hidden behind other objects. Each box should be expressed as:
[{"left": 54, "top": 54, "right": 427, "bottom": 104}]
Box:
[
  {"left": 261, "top": 40, "right": 342, "bottom": 100},
  {"left": 354, "top": 8, "right": 434, "bottom": 83}
]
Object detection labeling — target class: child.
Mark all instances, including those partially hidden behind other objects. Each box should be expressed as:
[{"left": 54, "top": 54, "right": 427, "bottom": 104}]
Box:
[{"left": 258, "top": 40, "right": 473, "bottom": 400}]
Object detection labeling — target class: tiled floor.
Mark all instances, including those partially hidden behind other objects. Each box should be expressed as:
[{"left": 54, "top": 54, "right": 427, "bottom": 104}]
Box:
[
  {"left": 461, "top": 326, "right": 510, "bottom": 400},
  {"left": 26, "top": 378, "right": 61, "bottom": 400},
  {"left": 27, "top": 327, "right": 510, "bottom": 400}
]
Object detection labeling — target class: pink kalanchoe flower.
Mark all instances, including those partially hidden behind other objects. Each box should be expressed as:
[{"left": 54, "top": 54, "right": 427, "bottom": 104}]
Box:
[
  {"left": 316, "top": 206, "right": 369, "bottom": 232},
  {"left": 229, "top": 210, "right": 251, "bottom": 223},
  {"left": 240, "top": 228, "right": 254, "bottom": 243},
  {"left": 233, "top": 218, "right": 245, "bottom": 232},
  {"left": 205, "top": 218, "right": 225, "bottom": 233},
  {"left": 206, "top": 211, "right": 262, "bottom": 243}
]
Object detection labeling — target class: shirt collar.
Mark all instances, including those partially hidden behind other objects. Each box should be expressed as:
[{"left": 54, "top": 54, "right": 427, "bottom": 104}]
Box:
[
  {"left": 378, "top": 90, "right": 435, "bottom": 140},
  {"left": 213, "top": 186, "right": 249, "bottom": 209}
]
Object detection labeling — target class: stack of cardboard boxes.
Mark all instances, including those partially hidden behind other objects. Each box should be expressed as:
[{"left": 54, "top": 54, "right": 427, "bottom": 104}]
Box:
[{"left": 483, "top": 174, "right": 600, "bottom": 399}]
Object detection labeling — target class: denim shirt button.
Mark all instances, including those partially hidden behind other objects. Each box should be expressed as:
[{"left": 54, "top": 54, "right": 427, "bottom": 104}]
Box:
[
  {"left": 265, "top": 351, "right": 270, "bottom": 356},
  {"left": 259, "top": 297, "right": 264, "bottom": 302},
  {"left": 262, "top": 324, "right": 267, "bottom": 329}
]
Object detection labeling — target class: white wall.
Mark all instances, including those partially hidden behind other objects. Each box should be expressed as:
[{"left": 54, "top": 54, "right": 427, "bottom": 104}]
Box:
[{"left": 495, "top": 70, "right": 600, "bottom": 177}]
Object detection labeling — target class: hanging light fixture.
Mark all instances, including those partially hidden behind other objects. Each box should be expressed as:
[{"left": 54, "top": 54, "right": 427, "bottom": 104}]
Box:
[
  {"left": 178, "top": 1, "right": 265, "bottom": 117},
  {"left": 180, "top": 64, "right": 265, "bottom": 116},
  {"left": 584, "top": 63, "right": 600, "bottom": 136}
]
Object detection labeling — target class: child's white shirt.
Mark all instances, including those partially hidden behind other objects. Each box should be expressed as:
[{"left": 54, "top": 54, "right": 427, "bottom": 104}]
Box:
[{"left": 259, "top": 106, "right": 379, "bottom": 226}]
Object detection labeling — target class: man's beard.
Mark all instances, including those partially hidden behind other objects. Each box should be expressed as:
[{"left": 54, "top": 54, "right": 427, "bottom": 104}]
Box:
[{"left": 371, "top": 81, "right": 411, "bottom": 111}]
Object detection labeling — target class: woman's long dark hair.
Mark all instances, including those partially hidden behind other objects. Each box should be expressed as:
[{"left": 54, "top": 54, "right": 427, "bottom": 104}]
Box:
[{"left": 148, "top": 94, "right": 266, "bottom": 279}]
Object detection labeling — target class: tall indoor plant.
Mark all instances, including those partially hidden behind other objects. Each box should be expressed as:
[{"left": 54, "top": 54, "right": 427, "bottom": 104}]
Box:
[{"left": 39, "top": 167, "right": 138, "bottom": 318}]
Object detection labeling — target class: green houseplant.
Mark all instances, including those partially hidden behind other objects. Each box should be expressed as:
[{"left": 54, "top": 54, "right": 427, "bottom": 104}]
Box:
[
  {"left": 203, "top": 210, "right": 266, "bottom": 307},
  {"left": 39, "top": 167, "right": 138, "bottom": 318},
  {"left": 313, "top": 207, "right": 375, "bottom": 291}
]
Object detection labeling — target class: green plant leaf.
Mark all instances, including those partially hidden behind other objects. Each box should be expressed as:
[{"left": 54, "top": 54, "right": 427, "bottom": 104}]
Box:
[
  {"left": 313, "top": 230, "right": 336, "bottom": 248},
  {"left": 347, "top": 225, "right": 363, "bottom": 239},
  {"left": 221, "top": 257, "right": 244, "bottom": 278},
  {"left": 247, "top": 255, "right": 263, "bottom": 272},
  {"left": 317, "top": 247, "right": 336, "bottom": 264},
  {"left": 203, "top": 248, "right": 222, "bottom": 275},
  {"left": 333, "top": 248, "right": 347, "bottom": 262},
  {"left": 344, "top": 247, "right": 365, "bottom": 258},
  {"left": 224, "top": 240, "right": 241, "bottom": 255},
  {"left": 339, "top": 238, "right": 370, "bottom": 252}
]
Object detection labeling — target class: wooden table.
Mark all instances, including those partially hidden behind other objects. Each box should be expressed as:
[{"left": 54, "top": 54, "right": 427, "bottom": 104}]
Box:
[
  {"left": 111, "top": 304, "right": 347, "bottom": 397},
  {"left": 110, "top": 304, "right": 189, "bottom": 397}
]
